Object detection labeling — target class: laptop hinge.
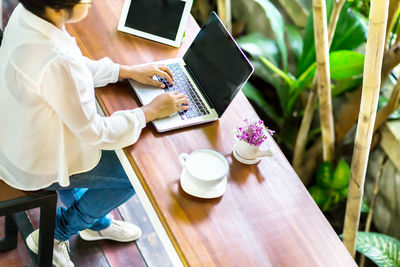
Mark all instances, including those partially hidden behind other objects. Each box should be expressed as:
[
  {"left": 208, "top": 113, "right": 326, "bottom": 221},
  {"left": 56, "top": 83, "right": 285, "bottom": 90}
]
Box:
[{"left": 183, "top": 64, "right": 220, "bottom": 116}]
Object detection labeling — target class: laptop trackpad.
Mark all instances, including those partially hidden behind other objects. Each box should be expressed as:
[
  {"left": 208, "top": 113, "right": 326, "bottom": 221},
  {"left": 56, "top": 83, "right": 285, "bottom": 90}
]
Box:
[{"left": 135, "top": 87, "right": 164, "bottom": 105}]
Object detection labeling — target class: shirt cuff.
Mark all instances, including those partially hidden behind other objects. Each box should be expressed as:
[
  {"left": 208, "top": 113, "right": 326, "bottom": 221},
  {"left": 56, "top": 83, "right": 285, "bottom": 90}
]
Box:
[
  {"left": 111, "top": 63, "right": 120, "bottom": 83},
  {"left": 135, "top": 107, "right": 146, "bottom": 129}
]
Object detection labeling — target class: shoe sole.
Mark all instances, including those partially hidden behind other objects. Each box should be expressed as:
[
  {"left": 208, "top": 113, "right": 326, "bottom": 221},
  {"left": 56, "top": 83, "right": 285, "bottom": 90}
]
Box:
[
  {"left": 27, "top": 232, "right": 73, "bottom": 267},
  {"left": 26, "top": 234, "right": 39, "bottom": 254},
  {"left": 78, "top": 230, "right": 142, "bottom": 242}
]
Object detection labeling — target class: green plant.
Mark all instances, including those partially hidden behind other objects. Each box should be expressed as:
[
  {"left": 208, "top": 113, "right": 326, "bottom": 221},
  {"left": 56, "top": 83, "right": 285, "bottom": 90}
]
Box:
[
  {"left": 355, "top": 232, "right": 400, "bottom": 267},
  {"left": 237, "top": 0, "right": 367, "bottom": 149},
  {"left": 308, "top": 159, "right": 350, "bottom": 211},
  {"left": 378, "top": 94, "right": 400, "bottom": 120},
  {"left": 348, "top": 0, "right": 370, "bottom": 18}
]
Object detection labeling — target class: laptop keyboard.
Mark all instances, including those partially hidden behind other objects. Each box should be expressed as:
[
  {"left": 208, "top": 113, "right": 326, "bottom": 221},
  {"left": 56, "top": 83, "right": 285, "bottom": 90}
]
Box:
[{"left": 156, "top": 63, "right": 210, "bottom": 119}]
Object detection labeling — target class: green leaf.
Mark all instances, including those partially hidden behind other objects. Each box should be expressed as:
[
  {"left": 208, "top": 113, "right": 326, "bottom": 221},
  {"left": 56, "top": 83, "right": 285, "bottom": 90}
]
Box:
[
  {"left": 253, "top": 0, "right": 288, "bottom": 70},
  {"left": 297, "top": 62, "right": 316, "bottom": 90},
  {"left": 332, "top": 76, "right": 362, "bottom": 96},
  {"left": 259, "top": 56, "right": 295, "bottom": 87},
  {"left": 285, "top": 24, "right": 303, "bottom": 63},
  {"left": 242, "top": 82, "right": 283, "bottom": 127},
  {"left": 297, "top": 0, "right": 334, "bottom": 76},
  {"left": 250, "top": 59, "right": 288, "bottom": 115},
  {"left": 330, "top": 8, "right": 368, "bottom": 52},
  {"left": 331, "top": 191, "right": 341, "bottom": 205},
  {"left": 309, "top": 185, "right": 328, "bottom": 207},
  {"left": 316, "top": 161, "right": 334, "bottom": 188},
  {"left": 237, "top": 33, "right": 280, "bottom": 66},
  {"left": 297, "top": 2, "right": 367, "bottom": 76},
  {"left": 361, "top": 199, "right": 370, "bottom": 213},
  {"left": 339, "top": 186, "right": 348, "bottom": 199},
  {"left": 251, "top": 60, "right": 282, "bottom": 90},
  {"left": 356, "top": 232, "right": 400, "bottom": 267},
  {"left": 295, "top": 50, "right": 364, "bottom": 94},
  {"left": 287, "top": 50, "right": 363, "bottom": 115},
  {"left": 307, "top": 127, "right": 321, "bottom": 142},
  {"left": 332, "top": 159, "right": 350, "bottom": 189},
  {"left": 259, "top": 57, "right": 297, "bottom": 116},
  {"left": 329, "top": 51, "right": 365, "bottom": 80}
]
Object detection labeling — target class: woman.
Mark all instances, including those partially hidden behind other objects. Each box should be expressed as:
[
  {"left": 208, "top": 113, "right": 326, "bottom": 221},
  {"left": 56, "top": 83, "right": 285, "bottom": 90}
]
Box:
[{"left": 0, "top": 1, "right": 188, "bottom": 266}]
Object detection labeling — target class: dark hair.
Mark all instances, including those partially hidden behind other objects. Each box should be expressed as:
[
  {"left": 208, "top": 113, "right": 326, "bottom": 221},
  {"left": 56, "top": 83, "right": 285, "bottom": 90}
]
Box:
[{"left": 19, "top": 0, "right": 81, "bottom": 17}]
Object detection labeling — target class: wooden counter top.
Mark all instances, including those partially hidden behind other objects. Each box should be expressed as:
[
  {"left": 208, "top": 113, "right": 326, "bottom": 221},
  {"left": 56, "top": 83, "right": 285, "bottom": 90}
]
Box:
[{"left": 67, "top": 1, "right": 356, "bottom": 266}]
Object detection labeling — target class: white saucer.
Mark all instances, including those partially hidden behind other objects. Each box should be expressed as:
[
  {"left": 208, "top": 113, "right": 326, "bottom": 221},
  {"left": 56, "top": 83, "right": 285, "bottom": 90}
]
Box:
[
  {"left": 180, "top": 168, "right": 227, "bottom": 199},
  {"left": 232, "top": 144, "right": 261, "bottom": 164}
]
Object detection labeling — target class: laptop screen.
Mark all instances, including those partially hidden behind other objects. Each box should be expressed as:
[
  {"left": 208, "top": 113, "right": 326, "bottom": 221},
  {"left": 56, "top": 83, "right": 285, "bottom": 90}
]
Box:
[
  {"left": 124, "top": 0, "right": 186, "bottom": 41},
  {"left": 183, "top": 12, "right": 254, "bottom": 116}
]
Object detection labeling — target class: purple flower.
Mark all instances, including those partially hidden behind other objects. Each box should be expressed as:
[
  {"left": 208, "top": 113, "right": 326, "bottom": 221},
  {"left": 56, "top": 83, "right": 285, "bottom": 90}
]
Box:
[{"left": 234, "top": 119, "right": 275, "bottom": 146}]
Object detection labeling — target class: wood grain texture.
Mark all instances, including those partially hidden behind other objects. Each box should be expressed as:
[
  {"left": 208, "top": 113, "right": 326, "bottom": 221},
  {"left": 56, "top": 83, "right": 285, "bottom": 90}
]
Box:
[
  {"left": 0, "top": 217, "right": 33, "bottom": 267},
  {"left": 0, "top": 180, "right": 39, "bottom": 202},
  {"left": 67, "top": 1, "right": 357, "bottom": 266},
  {"left": 118, "top": 198, "right": 173, "bottom": 267},
  {"left": 27, "top": 204, "right": 111, "bottom": 267}
]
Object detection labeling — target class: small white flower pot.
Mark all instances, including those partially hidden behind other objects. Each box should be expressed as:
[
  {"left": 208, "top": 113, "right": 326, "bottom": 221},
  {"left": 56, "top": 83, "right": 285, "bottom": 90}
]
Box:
[{"left": 233, "top": 139, "right": 273, "bottom": 165}]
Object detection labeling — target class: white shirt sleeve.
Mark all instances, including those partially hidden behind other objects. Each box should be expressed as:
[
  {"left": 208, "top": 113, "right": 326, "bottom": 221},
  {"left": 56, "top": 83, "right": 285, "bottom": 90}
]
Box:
[
  {"left": 39, "top": 55, "right": 146, "bottom": 150},
  {"left": 82, "top": 56, "right": 120, "bottom": 87}
]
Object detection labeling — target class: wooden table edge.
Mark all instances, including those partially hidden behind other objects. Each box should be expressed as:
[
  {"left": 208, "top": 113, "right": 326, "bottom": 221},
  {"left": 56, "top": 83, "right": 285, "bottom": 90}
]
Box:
[{"left": 95, "top": 92, "right": 189, "bottom": 266}]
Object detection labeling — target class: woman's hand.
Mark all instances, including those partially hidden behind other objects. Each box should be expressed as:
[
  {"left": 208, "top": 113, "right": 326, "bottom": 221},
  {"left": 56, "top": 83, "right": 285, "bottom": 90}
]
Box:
[
  {"left": 140, "top": 91, "right": 189, "bottom": 122},
  {"left": 119, "top": 64, "right": 174, "bottom": 88}
]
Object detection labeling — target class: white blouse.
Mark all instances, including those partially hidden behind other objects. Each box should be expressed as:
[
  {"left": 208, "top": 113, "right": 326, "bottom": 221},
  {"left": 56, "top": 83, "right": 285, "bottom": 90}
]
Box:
[{"left": 0, "top": 4, "right": 146, "bottom": 190}]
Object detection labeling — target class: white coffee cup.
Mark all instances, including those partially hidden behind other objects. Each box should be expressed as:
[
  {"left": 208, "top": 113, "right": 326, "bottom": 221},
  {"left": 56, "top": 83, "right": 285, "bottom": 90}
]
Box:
[{"left": 178, "top": 149, "right": 229, "bottom": 198}]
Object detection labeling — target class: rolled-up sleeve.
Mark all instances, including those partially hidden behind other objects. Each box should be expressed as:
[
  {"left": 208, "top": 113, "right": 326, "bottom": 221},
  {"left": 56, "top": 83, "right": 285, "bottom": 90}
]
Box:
[
  {"left": 39, "top": 55, "right": 145, "bottom": 150},
  {"left": 82, "top": 56, "right": 120, "bottom": 87}
]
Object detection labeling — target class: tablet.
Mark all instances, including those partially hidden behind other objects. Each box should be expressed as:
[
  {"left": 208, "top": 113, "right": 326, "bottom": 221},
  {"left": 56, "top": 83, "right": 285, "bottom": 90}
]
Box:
[{"left": 118, "top": 0, "right": 193, "bottom": 47}]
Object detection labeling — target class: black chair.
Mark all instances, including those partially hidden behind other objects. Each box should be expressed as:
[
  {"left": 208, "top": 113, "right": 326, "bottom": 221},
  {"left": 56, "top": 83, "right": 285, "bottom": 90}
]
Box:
[
  {"left": 0, "top": 29, "right": 58, "bottom": 267},
  {"left": 0, "top": 181, "right": 57, "bottom": 267}
]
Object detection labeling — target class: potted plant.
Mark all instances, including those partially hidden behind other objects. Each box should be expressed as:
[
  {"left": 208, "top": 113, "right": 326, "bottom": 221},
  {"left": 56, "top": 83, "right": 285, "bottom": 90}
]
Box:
[{"left": 232, "top": 119, "right": 274, "bottom": 164}]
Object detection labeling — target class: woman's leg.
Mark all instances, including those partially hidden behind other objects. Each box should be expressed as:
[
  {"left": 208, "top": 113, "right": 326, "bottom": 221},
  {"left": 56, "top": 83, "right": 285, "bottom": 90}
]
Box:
[
  {"left": 57, "top": 188, "right": 113, "bottom": 231},
  {"left": 57, "top": 188, "right": 87, "bottom": 207},
  {"left": 46, "top": 150, "right": 135, "bottom": 241}
]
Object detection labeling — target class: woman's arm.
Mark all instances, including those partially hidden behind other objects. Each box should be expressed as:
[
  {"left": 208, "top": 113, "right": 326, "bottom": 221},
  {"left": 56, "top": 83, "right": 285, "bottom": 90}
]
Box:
[
  {"left": 119, "top": 64, "right": 174, "bottom": 88},
  {"left": 40, "top": 56, "right": 188, "bottom": 149},
  {"left": 82, "top": 56, "right": 119, "bottom": 87}
]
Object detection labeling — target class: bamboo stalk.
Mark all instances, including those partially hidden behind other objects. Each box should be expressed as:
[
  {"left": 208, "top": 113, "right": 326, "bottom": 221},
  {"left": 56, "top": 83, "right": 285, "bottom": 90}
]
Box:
[
  {"left": 396, "top": 18, "right": 400, "bottom": 44},
  {"left": 292, "top": 84, "right": 318, "bottom": 171},
  {"left": 298, "top": 41, "right": 400, "bottom": 182},
  {"left": 385, "top": 0, "right": 400, "bottom": 47},
  {"left": 359, "top": 156, "right": 388, "bottom": 267},
  {"left": 335, "top": 41, "right": 400, "bottom": 145},
  {"left": 216, "top": 0, "right": 232, "bottom": 32},
  {"left": 293, "top": 0, "right": 345, "bottom": 172},
  {"left": 327, "top": 0, "right": 346, "bottom": 44},
  {"left": 197, "top": 0, "right": 212, "bottom": 24},
  {"left": 374, "top": 78, "right": 400, "bottom": 131},
  {"left": 342, "top": 0, "right": 389, "bottom": 257},
  {"left": 381, "top": 42, "right": 400, "bottom": 84},
  {"left": 296, "top": 76, "right": 399, "bottom": 183},
  {"left": 277, "top": 0, "right": 308, "bottom": 28},
  {"left": 313, "top": 0, "right": 334, "bottom": 162}
]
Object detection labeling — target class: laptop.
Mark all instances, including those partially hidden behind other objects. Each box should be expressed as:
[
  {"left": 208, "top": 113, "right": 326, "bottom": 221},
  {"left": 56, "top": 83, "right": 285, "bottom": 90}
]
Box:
[
  {"left": 129, "top": 12, "right": 254, "bottom": 132},
  {"left": 118, "top": 0, "right": 193, "bottom": 47}
]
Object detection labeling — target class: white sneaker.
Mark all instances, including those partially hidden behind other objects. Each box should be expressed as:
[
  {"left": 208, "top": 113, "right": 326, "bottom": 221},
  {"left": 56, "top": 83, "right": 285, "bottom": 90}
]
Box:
[
  {"left": 26, "top": 229, "right": 74, "bottom": 267},
  {"left": 79, "top": 220, "right": 142, "bottom": 242}
]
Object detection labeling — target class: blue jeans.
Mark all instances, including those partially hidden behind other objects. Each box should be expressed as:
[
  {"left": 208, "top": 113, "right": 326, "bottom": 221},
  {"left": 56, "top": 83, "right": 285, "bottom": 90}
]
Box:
[{"left": 45, "top": 150, "right": 135, "bottom": 241}]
